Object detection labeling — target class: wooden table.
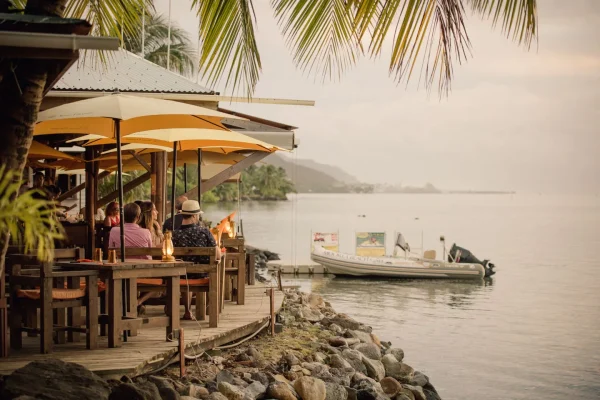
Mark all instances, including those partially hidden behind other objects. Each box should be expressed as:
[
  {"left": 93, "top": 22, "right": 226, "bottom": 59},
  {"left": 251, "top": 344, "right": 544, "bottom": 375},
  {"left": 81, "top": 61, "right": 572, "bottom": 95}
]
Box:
[{"left": 56, "top": 260, "right": 192, "bottom": 348}]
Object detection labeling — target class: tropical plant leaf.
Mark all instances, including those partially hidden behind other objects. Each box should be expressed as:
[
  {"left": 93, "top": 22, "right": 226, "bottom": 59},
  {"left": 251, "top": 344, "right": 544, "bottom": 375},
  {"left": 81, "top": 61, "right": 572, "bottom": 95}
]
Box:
[
  {"left": 0, "top": 166, "right": 64, "bottom": 262},
  {"left": 271, "top": 0, "right": 362, "bottom": 82},
  {"left": 466, "top": 0, "right": 537, "bottom": 46},
  {"left": 192, "top": 0, "right": 261, "bottom": 97}
]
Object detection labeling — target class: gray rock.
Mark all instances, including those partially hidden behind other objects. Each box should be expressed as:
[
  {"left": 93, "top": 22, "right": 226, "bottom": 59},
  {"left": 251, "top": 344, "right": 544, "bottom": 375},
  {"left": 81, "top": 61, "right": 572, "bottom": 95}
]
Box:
[
  {"left": 395, "top": 394, "right": 414, "bottom": 400},
  {"left": 247, "top": 346, "right": 262, "bottom": 360},
  {"left": 206, "top": 382, "right": 219, "bottom": 394},
  {"left": 308, "top": 293, "right": 325, "bottom": 308},
  {"left": 329, "top": 324, "right": 344, "bottom": 334},
  {"left": 328, "top": 354, "right": 353, "bottom": 370},
  {"left": 302, "top": 362, "right": 329, "bottom": 372},
  {"left": 109, "top": 382, "right": 161, "bottom": 400},
  {"left": 320, "top": 344, "right": 342, "bottom": 356},
  {"left": 328, "top": 337, "right": 348, "bottom": 347},
  {"left": 410, "top": 372, "right": 428, "bottom": 388},
  {"left": 345, "top": 387, "right": 358, "bottom": 400},
  {"left": 353, "top": 344, "right": 381, "bottom": 361},
  {"left": 350, "top": 373, "right": 376, "bottom": 388},
  {"left": 341, "top": 350, "right": 367, "bottom": 374},
  {"left": 355, "top": 388, "right": 386, "bottom": 400},
  {"left": 208, "top": 393, "right": 229, "bottom": 400},
  {"left": 189, "top": 385, "right": 210, "bottom": 399},
  {"left": 344, "top": 338, "right": 361, "bottom": 346},
  {"left": 283, "top": 352, "right": 301, "bottom": 367},
  {"left": 423, "top": 388, "right": 441, "bottom": 400},
  {"left": 250, "top": 372, "right": 270, "bottom": 387},
  {"left": 381, "top": 355, "right": 414, "bottom": 384},
  {"left": 313, "top": 352, "right": 328, "bottom": 363},
  {"left": 379, "top": 377, "right": 402, "bottom": 397},
  {"left": 1, "top": 359, "right": 111, "bottom": 400},
  {"left": 385, "top": 348, "right": 405, "bottom": 363},
  {"left": 216, "top": 371, "right": 237, "bottom": 385},
  {"left": 402, "top": 385, "right": 426, "bottom": 400},
  {"left": 361, "top": 358, "right": 385, "bottom": 381},
  {"left": 244, "top": 382, "right": 266, "bottom": 400},
  {"left": 324, "top": 383, "right": 347, "bottom": 400},
  {"left": 356, "top": 325, "right": 373, "bottom": 334},
  {"left": 266, "top": 382, "right": 298, "bottom": 400},
  {"left": 330, "top": 314, "right": 361, "bottom": 331},
  {"left": 345, "top": 331, "right": 373, "bottom": 344},
  {"left": 182, "top": 397, "right": 199, "bottom": 400},
  {"left": 218, "top": 382, "right": 245, "bottom": 400},
  {"left": 300, "top": 306, "right": 324, "bottom": 322},
  {"left": 328, "top": 368, "right": 354, "bottom": 387},
  {"left": 293, "top": 377, "right": 326, "bottom": 400}
]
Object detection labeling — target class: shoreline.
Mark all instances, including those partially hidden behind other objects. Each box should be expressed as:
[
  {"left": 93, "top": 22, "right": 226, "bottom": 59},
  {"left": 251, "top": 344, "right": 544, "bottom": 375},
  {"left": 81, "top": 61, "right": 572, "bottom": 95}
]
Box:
[{"left": 0, "top": 289, "right": 441, "bottom": 400}]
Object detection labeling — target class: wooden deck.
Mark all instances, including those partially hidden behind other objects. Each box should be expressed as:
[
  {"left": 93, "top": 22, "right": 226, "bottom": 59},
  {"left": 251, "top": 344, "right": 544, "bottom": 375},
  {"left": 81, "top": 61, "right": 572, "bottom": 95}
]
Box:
[{"left": 0, "top": 284, "right": 283, "bottom": 378}]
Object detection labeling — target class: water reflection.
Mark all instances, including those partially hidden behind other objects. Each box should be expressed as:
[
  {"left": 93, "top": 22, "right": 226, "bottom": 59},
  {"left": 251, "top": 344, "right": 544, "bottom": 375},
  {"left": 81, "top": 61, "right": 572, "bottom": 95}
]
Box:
[{"left": 280, "top": 274, "right": 495, "bottom": 311}]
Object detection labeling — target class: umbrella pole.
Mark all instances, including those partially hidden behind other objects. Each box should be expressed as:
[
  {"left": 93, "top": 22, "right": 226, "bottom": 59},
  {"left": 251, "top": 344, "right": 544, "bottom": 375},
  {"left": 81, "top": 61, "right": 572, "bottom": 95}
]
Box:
[
  {"left": 183, "top": 163, "right": 187, "bottom": 193},
  {"left": 115, "top": 119, "right": 128, "bottom": 342},
  {"left": 197, "top": 149, "right": 202, "bottom": 209},
  {"left": 171, "top": 142, "right": 178, "bottom": 231}
]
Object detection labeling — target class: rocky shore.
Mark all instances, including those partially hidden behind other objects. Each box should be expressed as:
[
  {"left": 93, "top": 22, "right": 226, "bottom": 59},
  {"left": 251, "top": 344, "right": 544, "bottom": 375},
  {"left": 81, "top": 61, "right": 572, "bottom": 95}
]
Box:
[
  {"left": 245, "top": 246, "right": 280, "bottom": 270},
  {"left": 0, "top": 289, "right": 441, "bottom": 400}
]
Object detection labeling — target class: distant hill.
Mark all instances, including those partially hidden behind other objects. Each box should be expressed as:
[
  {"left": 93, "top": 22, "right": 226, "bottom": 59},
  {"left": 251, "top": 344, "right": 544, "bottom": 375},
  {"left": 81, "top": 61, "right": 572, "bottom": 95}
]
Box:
[{"left": 265, "top": 154, "right": 362, "bottom": 193}]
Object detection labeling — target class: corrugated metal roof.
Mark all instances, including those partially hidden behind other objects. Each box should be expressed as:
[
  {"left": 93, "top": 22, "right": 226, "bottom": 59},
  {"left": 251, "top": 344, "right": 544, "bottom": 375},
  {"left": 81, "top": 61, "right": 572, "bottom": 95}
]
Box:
[{"left": 54, "top": 49, "right": 215, "bottom": 95}]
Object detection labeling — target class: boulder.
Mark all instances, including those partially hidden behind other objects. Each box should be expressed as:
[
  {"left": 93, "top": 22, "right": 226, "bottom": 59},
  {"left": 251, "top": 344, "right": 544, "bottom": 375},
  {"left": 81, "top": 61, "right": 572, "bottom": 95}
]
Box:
[
  {"left": 206, "top": 382, "right": 219, "bottom": 394},
  {"left": 350, "top": 373, "right": 376, "bottom": 388},
  {"left": 250, "top": 372, "right": 270, "bottom": 387},
  {"left": 422, "top": 388, "right": 441, "bottom": 400},
  {"left": 0, "top": 360, "right": 111, "bottom": 400},
  {"left": 355, "top": 388, "right": 386, "bottom": 400},
  {"left": 344, "top": 386, "right": 357, "bottom": 400},
  {"left": 381, "top": 355, "right": 414, "bottom": 384},
  {"left": 109, "top": 382, "right": 161, "bottom": 400},
  {"left": 320, "top": 344, "right": 342, "bottom": 356},
  {"left": 328, "top": 368, "right": 354, "bottom": 387},
  {"left": 329, "top": 324, "right": 343, "bottom": 334},
  {"left": 344, "top": 338, "right": 361, "bottom": 346},
  {"left": 244, "top": 382, "right": 266, "bottom": 400},
  {"left": 385, "top": 348, "right": 405, "bottom": 363},
  {"left": 217, "top": 382, "right": 245, "bottom": 400},
  {"left": 246, "top": 346, "right": 262, "bottom": 361},
  {"left": 189, "top": 385, "right": 210, "bottom": 399},
  {"left": 345, "top": 331, "right": 373, "bottom": 344},
  {"left": 329, "top": 314, "right": 361, "bottom": 331},
  {"left": 395, "top": 394, "right": 414, "bottom": 400},
  {"left": 341, "top": 350, "right": 367, "bottom": 374},
  {"left": 293, "top": 377, "right": 326, "bottom": 400},
  {"left": 216, "top": 371, "right": 237, "bottom": 385},
  {"left": 361, "top": 358, "right": 385, "bottom": 381},
  {"left": 300, "top": 306, "right": 324, "bottom": 322},
  {"left": 324, "top": 383, "right": 347, "bottom": 400},
  {"left": 266, "top": 382, "right": 297, "bottom": 400},
  {"left": 208, "top": 393, "right": 229, "bottom": 400},
  {"left": 379, "top": 377, "right": 402, "bottom": 397},
  {"left": 401, "top": 385, "right": 426, "bottom": 400},
  {"left": 410, "top": 372, "right": 428, "bottom": 388},
  {"left": 328, "top": 354, "right": 353, "bottom": 370},
  {"left": 353, "top": 344, "right": 381, "bottom": 361},
  {"left": 308, "top": 294, "right": 325, "bottom": 308},
  {"left": 283, "top": 352, "right": 301, "bottom": 367},
  {"left": 328, "top": 337, "right": 348, "bottom": 347}
]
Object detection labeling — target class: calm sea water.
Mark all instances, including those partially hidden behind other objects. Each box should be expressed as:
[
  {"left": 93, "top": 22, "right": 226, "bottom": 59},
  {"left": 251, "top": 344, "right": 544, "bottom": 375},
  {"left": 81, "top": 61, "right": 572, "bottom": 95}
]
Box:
[{"left": 204, "top": 193, "right": 600, "bottom": 400}]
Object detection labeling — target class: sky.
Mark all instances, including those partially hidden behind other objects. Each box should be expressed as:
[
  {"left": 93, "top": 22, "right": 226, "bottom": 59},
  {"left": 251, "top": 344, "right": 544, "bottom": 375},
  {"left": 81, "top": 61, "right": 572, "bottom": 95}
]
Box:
[{"left": 154, "top": 0, "right": 600, "bottom": 194}]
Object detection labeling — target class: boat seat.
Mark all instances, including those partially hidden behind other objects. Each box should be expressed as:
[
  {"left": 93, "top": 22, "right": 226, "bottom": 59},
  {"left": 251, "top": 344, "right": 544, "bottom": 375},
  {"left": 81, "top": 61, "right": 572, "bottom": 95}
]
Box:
[{"left": 423, "top": 250, "right": 436, "bottom": 260}]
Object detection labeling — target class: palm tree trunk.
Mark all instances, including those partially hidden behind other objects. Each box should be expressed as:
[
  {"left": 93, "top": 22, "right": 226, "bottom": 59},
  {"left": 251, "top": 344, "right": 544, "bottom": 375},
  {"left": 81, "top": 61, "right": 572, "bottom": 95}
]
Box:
[{"left": 0, "top": 0, "right": 68, "bottom": 276}]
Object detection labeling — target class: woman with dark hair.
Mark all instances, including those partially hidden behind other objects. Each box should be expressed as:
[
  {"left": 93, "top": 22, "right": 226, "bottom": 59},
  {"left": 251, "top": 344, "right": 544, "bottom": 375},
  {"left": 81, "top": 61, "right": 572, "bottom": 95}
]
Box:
[
  {"left": 138, "top": 201, "right": 163, "bottom": 247},
  {"left": 103, "top": 201, "right": 120, "bottom": 227}
]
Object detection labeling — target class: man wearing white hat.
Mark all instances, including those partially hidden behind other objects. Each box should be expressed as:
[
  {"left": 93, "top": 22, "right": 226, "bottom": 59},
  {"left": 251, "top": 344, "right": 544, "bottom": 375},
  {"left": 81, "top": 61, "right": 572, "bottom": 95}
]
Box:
[{"left": 172, "top": 200, "right": 221, "bottom": 319}]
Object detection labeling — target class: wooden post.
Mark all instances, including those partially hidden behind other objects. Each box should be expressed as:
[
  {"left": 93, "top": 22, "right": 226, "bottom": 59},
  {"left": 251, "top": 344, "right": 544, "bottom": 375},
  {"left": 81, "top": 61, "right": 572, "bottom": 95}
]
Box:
[
  {"left": 84, "top": 147, "right": 97, "bottom": 259},
  {"left": 247, "top": 254, "right": 255, "bottom": 285},
  {"left": 40, "top": 262, "right": 53, "bottom": 354},
  {"left": 269, "top": 288, "right": 275, "bottom": 336},
  {"left": 179, "top": 327, "right": 185, "bottom": 378}
]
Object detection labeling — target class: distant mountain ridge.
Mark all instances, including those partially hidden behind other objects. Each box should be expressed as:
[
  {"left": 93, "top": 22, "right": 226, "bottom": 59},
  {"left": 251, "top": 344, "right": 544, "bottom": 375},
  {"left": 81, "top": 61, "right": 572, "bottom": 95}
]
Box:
[{"left": 265, "top": 154, "right": 362, "bottom": 193}]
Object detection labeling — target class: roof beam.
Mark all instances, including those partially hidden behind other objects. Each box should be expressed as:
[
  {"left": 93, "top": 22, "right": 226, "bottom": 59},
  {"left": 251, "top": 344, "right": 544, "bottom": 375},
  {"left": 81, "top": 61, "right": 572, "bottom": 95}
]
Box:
[{"left": 46, "top": 91, "right": 315, "bottom": 107}]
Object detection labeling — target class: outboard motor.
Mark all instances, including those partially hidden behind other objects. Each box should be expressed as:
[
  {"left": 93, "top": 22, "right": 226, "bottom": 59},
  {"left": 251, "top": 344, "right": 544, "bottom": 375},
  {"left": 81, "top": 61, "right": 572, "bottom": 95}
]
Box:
[{"left": 449, "top": 244, "right": 496, "bottom": 277}]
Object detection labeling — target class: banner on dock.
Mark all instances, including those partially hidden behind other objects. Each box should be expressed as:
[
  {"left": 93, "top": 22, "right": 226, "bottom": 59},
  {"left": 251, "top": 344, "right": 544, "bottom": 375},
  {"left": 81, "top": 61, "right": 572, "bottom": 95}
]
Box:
[
  {"left": 355, "top": 232, "right": 386, "bottom": 256},
  {"left": 311, "top": 232, "right": 339, "bottom": 252}
]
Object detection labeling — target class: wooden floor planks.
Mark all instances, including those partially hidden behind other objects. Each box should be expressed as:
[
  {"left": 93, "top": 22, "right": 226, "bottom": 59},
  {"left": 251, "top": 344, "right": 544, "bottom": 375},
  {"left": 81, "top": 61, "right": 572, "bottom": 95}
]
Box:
[{"left": 0, "top": 284, "right": 283, "bottom": 378}]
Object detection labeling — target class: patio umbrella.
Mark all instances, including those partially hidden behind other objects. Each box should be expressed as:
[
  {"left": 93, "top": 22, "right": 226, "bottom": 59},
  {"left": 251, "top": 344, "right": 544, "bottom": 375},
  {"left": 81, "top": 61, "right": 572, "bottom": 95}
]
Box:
[{"left": 28, "top": 141, "right": 79, "bottom": 161}]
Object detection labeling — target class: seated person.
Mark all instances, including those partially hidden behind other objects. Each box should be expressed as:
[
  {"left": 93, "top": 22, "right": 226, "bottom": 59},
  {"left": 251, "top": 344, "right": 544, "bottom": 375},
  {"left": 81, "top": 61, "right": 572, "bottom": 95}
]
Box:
[
  {"left": 163, "top": 195, "right": 188, "bottom": 232},
  {"left": 108, "top": 203, "right": 152, "bottom": 259},
  {"left": 103, "top": 201, "right": 120, "bottom": 227},
  {"left": 172, "top": 200, "right": 221, "bottom": 319}
]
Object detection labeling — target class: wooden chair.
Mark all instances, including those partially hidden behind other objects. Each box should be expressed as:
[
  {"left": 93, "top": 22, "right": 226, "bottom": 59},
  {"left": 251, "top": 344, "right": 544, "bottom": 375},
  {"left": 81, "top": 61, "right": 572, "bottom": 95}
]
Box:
[
  {"left": 110, "top": 247, "right": 222, "bottom": 328},
  {"left": 8, "top": 248, "right": 98, "bottom": 354},
  {"left": 222, "top": 238, "right": 247, "bottom": 305}
]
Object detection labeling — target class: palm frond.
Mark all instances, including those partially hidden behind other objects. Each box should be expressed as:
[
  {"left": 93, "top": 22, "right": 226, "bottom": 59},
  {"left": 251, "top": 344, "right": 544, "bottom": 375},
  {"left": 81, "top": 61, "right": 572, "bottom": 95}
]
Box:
[
  {"left": 0, "top": 166, "right": 64, "bottom": 262},
  {"left": 466, "top": 0, "right": 537, "bottom": 47},
  {"left": 193, "top": 0, "right": 261, "bottom": 97},
  {"left": 146, "top": 43, "right": 197, "bottom": 77},
  {"left": 271, "top": 0, "right": 362, "bottom": 82}
]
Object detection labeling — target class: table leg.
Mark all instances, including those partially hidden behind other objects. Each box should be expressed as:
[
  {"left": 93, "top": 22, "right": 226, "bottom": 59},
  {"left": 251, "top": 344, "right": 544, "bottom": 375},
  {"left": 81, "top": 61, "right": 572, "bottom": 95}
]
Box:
[
  {"left": 165, "top": 277, "right": 180, "bottom": 341},
  {"left": 40, "top": 276, "right": 53, "bottom": 354},
  {"left": 67, "top": 277, "right": 81, "bottom": 342},
  {"left": 128, "top": 279, "right": 138, "bottom": 336},
  {"left": 54, "top": 278, "right": 65, "bottom": 344},
  {"left": 86, "top": 275, "right": 99, "bottom": 350},
  {"left": 209, "top": 266, "right": 219, "bottom": 328},
  {"left": 237, "top": 255, "right": 246, "bottom": 306},
  {"left": 108, "top": 278, "right": 122, "bottom": 348}
]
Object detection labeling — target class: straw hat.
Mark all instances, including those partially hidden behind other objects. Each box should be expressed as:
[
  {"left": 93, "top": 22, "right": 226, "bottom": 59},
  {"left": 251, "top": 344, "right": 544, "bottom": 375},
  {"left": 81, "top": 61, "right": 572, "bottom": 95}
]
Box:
[{"left": 180, "top": 200, "right": 204, "bottom": 215}]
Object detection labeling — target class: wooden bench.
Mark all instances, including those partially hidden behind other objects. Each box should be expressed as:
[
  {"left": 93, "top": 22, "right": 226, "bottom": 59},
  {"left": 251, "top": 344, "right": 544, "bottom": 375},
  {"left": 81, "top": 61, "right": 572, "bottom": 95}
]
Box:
[
  {"left": 222, "top": 238, "right": 247, "bottom": 305},
  {"left": 7, "top": 249, "right": 99, "bottom": 354},
  {"left": 110, "top": 247, "right": 222, "bottom": 328}
]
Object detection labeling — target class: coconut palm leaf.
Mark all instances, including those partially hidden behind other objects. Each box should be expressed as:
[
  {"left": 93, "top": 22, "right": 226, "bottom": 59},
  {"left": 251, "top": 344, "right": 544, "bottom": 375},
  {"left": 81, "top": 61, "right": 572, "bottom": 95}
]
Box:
[
  {"left": 0, "top": 166, "right": 64, "bottom": 262},
  {"left": 193, "top": 0, "right": 261, "bottom": 97}
]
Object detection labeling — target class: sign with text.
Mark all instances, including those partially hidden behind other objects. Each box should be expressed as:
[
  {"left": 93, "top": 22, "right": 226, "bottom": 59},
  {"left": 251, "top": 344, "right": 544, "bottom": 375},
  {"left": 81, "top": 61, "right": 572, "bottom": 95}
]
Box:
[
  {"left": 355, "top": 232, "right": 386, "bottom": 256},
  {"left": 311, "top": 232, "right": 339, "bottom": 252}
]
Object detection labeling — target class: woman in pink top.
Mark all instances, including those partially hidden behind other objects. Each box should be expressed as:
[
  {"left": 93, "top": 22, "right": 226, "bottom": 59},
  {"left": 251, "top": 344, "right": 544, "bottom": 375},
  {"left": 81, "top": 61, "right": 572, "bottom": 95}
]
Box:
[{"left": 103, "top": 201, "right": 120, "bottom": 227}]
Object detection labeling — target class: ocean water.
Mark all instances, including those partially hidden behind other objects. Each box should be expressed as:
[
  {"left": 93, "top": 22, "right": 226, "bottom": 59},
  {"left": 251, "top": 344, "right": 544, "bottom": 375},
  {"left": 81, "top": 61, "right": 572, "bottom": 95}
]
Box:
[{"left": 203, "top": 193, "right": 600, "bottom": 400}]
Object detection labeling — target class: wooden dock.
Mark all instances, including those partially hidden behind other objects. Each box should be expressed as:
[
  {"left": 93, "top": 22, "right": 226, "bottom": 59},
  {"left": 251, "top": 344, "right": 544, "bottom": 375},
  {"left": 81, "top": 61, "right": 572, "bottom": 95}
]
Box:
[{"left": 0, "top": 284, "right": 283, "bottom": 378}]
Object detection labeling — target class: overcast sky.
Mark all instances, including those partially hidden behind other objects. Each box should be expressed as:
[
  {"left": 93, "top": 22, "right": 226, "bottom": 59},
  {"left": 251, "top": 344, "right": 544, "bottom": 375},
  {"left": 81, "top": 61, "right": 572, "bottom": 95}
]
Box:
[{"left": 154, "top": 0, "right": 600, "bottom": 194}]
